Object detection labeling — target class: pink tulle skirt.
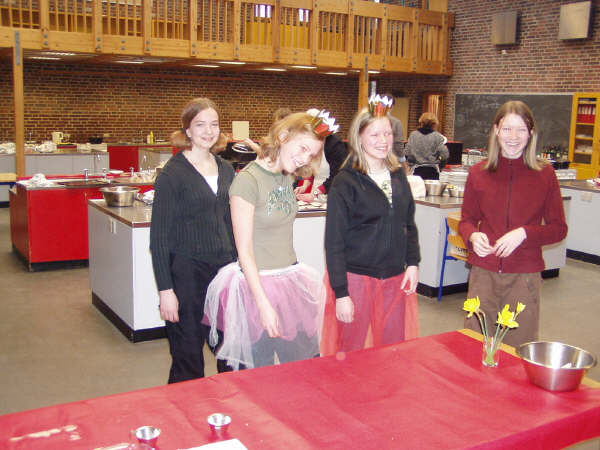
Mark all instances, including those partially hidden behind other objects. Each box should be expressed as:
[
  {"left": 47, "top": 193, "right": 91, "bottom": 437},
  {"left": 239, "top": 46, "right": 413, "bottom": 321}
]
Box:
[
  {"left": 321, "top": 271, "right": 419, "bottom": 356},
  {"left": 205, "top": 262, "right": 325, "bottom": 369}
]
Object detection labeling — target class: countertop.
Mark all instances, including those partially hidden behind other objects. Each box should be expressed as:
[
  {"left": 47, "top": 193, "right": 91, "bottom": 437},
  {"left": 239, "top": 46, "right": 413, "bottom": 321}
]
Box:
[
  {"left": 25, "top": 150, "right": 108, "bottom": 155},
  {"left": 89, "top": 199, "right": 327, "bottom": 228},
  {"left": 560, "top": 180, "right": 600, "bottom": 193},
  {"left": 415, "top": 192, "right": 571, "bottom": 208},
  {"left": 16, "top": 177, "right": 154, "bottom": 191}
]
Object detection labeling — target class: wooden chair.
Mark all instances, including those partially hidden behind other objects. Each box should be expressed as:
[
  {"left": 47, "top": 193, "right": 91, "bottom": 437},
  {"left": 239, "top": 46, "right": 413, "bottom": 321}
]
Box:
[{"left": 438, "top": 211, "right": 468, "bottom": 301}]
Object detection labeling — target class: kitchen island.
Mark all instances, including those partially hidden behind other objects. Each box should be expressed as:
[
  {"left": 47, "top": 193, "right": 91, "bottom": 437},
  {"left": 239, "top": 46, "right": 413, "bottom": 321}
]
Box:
[
  {"left": 10, "top": 177, "right": 153, "bottom": 270},
  {"left": 413, "top": 195, "right": 570, "bottom": 298},
  {"left": 88, "top": 200, "right": 327, "bottom": 342},
  {"left": 560, "top": 180, "right": 600, "bottom": 265}
]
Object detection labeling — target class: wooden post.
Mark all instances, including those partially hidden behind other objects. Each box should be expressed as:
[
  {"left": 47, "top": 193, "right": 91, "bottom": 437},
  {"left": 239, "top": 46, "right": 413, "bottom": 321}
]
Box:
[
  {"left": 272, "top": 0, "right": 281, "bottom": 61},
  {"left": 189, "top": 0, "right": 197, "bottom": 57},
  {"left": 233, "top": 0, "right": 241, "bottom": 59},
  {"left": 358, "top": 64, "right": 369, "bottom": 111},
  {"left": 13, "top": 32, "right": 25, "bottom": 177},
  {"left": 143, "top": 0, "right": 152, "bottom": 54},
  {"left": 92, "top": 0, "right": 103, "bottom": 52}
]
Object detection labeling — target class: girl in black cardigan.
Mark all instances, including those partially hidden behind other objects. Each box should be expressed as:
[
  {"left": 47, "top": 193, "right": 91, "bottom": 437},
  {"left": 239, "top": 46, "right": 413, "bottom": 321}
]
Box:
[{"left": 150, "top": 98, "right": 236, "bottom": 383}]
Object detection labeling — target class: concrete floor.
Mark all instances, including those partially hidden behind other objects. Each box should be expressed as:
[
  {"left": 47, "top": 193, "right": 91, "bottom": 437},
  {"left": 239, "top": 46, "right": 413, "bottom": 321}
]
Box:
[{"left": 1, "top": 207, "right": 599, "bottom": 447}]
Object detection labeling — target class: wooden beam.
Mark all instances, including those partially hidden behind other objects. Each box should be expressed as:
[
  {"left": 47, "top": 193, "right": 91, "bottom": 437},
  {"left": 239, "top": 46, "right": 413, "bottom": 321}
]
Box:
[
  {"left": 143, "top": 0, "right": 152, "bottom": 54},
  {"left": 13, "top": 32, "right": 25, "bottom": 177},
  {"left": 189, "top": 0, "right": 197, "bottom": 57},
  {"left": 92, "top": 0, "right": 103, "bottom": 52},
  {"left": 358, "top": 65, "right": 369, "bottom": 111}
]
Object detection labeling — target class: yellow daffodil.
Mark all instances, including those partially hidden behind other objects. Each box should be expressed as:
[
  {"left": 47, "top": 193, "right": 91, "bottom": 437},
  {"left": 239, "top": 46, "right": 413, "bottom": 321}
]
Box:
[
  {"left": 497, "top": 304, "right": 519, "bottom": 328},
  {"left": 516, "top": 302, "right": 526, "bottom": 316},
  {"left": 463, "top": 296, "right": 481, "bottom": 318}
]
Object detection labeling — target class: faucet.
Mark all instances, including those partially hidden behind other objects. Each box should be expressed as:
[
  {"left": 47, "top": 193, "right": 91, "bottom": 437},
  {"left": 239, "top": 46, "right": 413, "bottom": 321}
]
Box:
[
  {"left": 83, "top": 168, "right": 89, "bottom": 180},
  {"left": 129, "top": 166, "right": 135, "bottom": 177},
  {"left": 102, "top": 168, "right": 108, "bottom": 181}
]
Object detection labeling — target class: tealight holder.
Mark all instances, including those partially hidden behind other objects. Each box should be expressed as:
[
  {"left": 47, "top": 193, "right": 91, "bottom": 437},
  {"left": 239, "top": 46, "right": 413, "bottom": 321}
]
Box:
[{"left": 207, "top": 413, "right": 232, "bottom": 439}]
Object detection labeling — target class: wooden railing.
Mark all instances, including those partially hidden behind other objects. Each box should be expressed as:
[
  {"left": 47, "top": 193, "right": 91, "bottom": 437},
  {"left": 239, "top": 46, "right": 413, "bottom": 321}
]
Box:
[{"left": 0, "top": 0, "right": 453, "bottom": 74}]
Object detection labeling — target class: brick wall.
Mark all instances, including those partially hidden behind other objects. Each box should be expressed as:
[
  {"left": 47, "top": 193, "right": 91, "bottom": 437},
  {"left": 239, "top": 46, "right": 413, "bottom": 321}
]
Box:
[
  {"left": 380, "top": 0, "right": 600, "bottom": 139},
  {"left": 0, "top": 62, "right": 358, "bottom": 144},
  {"left": 2, "top": 0, "right": 598, "bottom": 144}
]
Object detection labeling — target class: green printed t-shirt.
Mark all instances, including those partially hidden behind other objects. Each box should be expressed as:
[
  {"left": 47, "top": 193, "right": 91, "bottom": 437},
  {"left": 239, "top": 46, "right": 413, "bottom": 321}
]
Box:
[{"left": 229, "top": 161, "right": 298, "bottom": 270}]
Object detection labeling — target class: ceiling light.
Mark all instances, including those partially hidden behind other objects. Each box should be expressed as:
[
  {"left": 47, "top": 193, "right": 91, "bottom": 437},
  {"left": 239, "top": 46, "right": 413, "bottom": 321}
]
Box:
[
  {"left": 324, "top": 72, "right": 347, "bottom": 76},
  {"left": 43, "top": 52, "right": 77, "bottom": 56},
  {"left": 28, "top": 56, "right": 61, "bottom": 60},
  {"left": 217, "top": 61, "right": 246, "bottom": 65},
  {"left": 291, "top": 65, "right": 316, "bottom": 69},
  {"left": 368, "top": 70, "right": 380, "bottom": 74},
  {"left": 115, "top": 60, "right": 144, "bottom": 64},
  {"left": 194, "top": 64, "right": 220, "bottom": 68},
  {"left": 263, "top": 67, "right": 286, "bottom": 72}
]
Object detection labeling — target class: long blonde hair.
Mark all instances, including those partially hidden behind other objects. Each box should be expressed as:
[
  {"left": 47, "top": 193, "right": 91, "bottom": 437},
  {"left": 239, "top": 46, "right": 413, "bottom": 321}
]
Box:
[
  {"left": 485, "top": 100, "right": 545, "bottom": 172},
  {"left": 259, "top": 112, "right": 325, "bottom": 178},
  {"left": 346, "top": 108, "right": 400, "bottom": 174}
]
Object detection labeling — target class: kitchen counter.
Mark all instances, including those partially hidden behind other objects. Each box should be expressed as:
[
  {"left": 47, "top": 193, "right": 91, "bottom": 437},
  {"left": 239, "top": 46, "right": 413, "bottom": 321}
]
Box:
[
  {"left": 560, "top": 181, "right": 600, "bottom": 264},
  {"left": 88, "top": 200, "right": 327, "bottom": 341},
  {"left": 413, "top": 194, "right": 571, "bottom": 298},
  {"left": 560, "top": 179, "right": 600, "bottom": 193}
]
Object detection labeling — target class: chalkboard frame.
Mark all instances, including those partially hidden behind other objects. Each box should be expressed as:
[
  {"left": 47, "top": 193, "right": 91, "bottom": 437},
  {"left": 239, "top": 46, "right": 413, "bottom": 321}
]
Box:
[{"left": 454, "top": 93, "right": 573, "bottom": 152}]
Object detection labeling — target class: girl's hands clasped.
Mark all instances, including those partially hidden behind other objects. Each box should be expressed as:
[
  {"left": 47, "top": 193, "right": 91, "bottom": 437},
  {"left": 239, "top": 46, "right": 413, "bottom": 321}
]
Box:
[
  {"left": 470, "top": 232, "right": 493, "bottom": 257},
  {"left": 493, "top": 227, "right": 526, "bottom": 258}
]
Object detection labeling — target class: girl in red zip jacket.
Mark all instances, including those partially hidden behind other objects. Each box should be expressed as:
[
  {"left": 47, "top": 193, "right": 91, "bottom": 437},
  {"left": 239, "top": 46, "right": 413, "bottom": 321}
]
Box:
[{"left": 459, "top": 101, "right": 567, "bottom": 347}]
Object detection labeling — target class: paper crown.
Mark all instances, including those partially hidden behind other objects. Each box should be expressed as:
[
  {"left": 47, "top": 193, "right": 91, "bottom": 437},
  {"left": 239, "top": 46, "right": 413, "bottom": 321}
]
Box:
[
  {"left": 368, "top": 94, "right": 394, "bottom": 118},
  {"left": 309, "top": 109, "right": 339, "bottom": 138}
]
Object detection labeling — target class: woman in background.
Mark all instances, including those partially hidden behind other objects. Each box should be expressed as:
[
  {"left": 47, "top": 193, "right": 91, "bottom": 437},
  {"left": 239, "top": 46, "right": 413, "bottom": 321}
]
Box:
[
  {"left": 150, "top": 98, "right": 236, "bottom": 383},
  {"left": 322, "top": 96, "right": 420, "bottom": 355},
  {"left": 206, "top": 111, "right": 336, "bottom": 369},
  {"left": 459, "top": 100, "right": 567, "bottom": 347},
  {"left": 405, "top": 112, "right": 448, "bottom": 180}
]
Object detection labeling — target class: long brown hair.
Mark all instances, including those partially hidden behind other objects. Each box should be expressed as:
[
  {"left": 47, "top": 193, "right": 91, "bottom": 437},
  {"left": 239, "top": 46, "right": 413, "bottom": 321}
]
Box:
[
  {"left": 259, "top": 112, "right": 325, "bottom": 177},
  {"left": 346, "top": 108, "right": 400, "bottom": 175},
  {"left": 485, "top": 100, "right": 545, "bottom": 171},
  {"left": 170, "top": 98, "right": 227, "bottom": 152}
]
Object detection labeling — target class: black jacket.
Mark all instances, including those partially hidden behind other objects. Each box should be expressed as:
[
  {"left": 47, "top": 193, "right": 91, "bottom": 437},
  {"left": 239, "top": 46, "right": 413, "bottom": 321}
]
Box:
[
  {"left": 150, "top": 152, "right": 237, "bottom": 291},
  {"left": 321, "top": 134, "right": 349, "bottom": 193},
  {"left": 325, "top": 165, "right": 420, "bottom": 298}
]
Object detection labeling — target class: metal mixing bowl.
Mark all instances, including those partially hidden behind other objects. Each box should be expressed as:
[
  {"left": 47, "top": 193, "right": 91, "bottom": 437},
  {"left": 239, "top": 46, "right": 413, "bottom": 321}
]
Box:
[
  {"left": 448, "top": 186, "right": 465, "bottom": 197},
  {"left": 424, "top": 180, "right": 447, "bottom": 196},
  {"left": 99, "top": 186, "right": 140, "bottom": 207},
  {"left": 517, "top": 341, "right": 597, "bottom": 391}
]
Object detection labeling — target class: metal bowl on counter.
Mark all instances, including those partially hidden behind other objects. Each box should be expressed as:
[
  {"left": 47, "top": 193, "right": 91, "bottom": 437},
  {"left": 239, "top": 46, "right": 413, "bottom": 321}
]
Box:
[
  {"left": 448, "top": 186, "right": 465, "bottom": 197},
  {"left": 424, "top": 180, "right": 447, "bottom": 196},
  {"left": 517, "top": 341, "right": 597, "bottom": 391},
  {"left": 99, "top": 186, "right": 140, "bottom": 207}
]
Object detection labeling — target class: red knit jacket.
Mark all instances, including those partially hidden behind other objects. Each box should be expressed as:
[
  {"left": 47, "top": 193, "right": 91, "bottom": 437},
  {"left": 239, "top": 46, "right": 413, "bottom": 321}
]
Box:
[{"left": 459, "top": 156, "right": 567, "bottom": 273}]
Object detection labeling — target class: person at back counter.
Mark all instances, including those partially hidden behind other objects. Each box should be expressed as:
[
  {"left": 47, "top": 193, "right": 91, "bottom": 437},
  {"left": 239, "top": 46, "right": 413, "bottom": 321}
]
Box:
[
  {"left": 459, "top": 100, "right": 567, "bottom": 347},
  {"left": 405, "top": 112, "right": 448, "bottom": 180}
]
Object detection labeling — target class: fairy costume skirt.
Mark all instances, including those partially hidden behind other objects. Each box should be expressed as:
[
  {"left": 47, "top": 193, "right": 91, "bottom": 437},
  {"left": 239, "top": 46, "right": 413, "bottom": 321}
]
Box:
[
  {"left": 321, "top": 271, "right": 419, "bottom": 356},
  {"left": 205, "top": 262, "right": 326, "bottom": 370}
]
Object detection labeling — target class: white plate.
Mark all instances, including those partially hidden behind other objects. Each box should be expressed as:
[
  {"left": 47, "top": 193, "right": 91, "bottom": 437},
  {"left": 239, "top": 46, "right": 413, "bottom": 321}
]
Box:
[
  {"left": 109, "top": 169, "right": 124, "bottom": 175},
  {"left": 297, "top": 200, "right": 308, "bottom": 206}
]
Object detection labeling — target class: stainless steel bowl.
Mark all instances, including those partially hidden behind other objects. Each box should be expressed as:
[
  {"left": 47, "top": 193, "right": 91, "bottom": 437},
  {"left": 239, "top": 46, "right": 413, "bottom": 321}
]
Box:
[
  {"left": 135, "top": 426, "right": 161, "bottom": 447},
  {"left": 424, "top": 180, "right": 447, "bottom": 196},
  {"left": 517, "top": 341, "right": 597, "bottom": 391},
  {"left": 99, "top": 186, "right": 140, "bottom": 207},
  {"left": 448, "top": 187, "right": 465, "bottom": 197}
]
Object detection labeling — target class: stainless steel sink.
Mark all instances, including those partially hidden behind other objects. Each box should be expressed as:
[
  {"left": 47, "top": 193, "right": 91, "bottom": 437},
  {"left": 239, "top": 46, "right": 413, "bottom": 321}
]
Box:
[{"left": 57, "top": 179, "right": 110, "bottom": 187}]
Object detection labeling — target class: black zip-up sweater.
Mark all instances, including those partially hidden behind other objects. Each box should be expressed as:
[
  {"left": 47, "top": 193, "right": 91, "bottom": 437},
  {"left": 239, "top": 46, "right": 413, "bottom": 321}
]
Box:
[
  {"left": 150, "top": 151, "right": 236, "bottom": 291},
  {"left": 325, "top": 165, "right": 421, "bottom": 298}
]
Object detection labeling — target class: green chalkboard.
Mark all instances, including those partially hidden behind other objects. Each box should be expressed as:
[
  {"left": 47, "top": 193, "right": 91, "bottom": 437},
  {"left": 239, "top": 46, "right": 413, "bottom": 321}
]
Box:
[{"left": 454, "top": 94, "right": 573, "bottom": 151}]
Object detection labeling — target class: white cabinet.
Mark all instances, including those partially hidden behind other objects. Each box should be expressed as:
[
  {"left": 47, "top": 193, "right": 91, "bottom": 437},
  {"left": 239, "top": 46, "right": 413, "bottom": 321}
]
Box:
[
  {"left": 25, "top": 153, "right": 110, "bottom": 176},
  {"left": 138, "top": 149, "right": 171, "bottom": 170}
]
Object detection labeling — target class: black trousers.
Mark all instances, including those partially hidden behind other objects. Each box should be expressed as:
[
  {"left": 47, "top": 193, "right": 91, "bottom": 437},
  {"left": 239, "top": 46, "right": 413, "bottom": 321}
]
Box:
[{"left": 166, "top": 254, "right": 232, "bottom": 384}]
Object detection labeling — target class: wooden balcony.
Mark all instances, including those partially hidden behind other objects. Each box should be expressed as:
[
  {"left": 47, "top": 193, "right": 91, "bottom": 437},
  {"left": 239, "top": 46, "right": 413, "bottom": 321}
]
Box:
[{"left": 0, "top": 0, "right": 454, "bottom": 75}]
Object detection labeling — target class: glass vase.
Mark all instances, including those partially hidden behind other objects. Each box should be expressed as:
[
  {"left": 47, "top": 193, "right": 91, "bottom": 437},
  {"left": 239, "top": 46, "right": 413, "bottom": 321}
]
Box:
[{"left": 482, "top": 336, "right": 500, "bottom": 367}]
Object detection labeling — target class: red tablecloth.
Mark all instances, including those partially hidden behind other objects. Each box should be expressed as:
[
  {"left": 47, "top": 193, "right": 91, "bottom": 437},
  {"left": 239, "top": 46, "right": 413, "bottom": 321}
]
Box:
[{"left": 2, "top": 331, "right": 599, "bottom": 449}]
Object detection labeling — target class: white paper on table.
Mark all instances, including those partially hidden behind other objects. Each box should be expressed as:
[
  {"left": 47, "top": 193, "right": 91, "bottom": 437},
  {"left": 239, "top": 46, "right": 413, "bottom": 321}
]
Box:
[{"left": 180, "top": 438, "right": 248, "bottom": 450}]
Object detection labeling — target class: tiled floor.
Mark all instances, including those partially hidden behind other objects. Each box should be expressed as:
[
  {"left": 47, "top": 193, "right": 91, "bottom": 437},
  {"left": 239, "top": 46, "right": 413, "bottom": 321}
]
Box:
[{"left": 1, "top": 207, "right": 599, "bottom": 447}]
